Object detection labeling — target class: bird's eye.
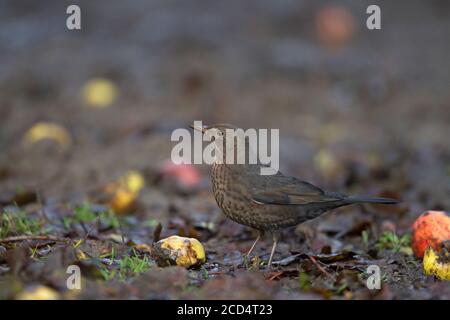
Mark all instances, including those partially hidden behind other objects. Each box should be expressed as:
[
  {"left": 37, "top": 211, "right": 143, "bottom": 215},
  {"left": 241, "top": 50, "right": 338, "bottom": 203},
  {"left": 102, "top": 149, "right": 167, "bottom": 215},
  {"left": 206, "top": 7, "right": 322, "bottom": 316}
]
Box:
[{"left": 217, "top": 130, "right": 223, "bottom": 136}]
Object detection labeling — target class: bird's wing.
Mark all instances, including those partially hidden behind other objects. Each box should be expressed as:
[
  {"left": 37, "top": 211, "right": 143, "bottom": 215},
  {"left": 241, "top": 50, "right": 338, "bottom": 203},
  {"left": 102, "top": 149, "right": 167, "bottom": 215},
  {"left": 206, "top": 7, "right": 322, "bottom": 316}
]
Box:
[{"left": 250, "top": 176, "right": 341, "bottom": 205}]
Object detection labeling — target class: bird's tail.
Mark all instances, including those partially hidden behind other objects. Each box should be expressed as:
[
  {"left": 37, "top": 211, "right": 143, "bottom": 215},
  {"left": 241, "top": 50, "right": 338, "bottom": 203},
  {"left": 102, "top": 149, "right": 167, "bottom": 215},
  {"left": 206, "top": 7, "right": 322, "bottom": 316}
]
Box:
[{"left": 344, "top": 195, "right": 399, "bottom": 205}]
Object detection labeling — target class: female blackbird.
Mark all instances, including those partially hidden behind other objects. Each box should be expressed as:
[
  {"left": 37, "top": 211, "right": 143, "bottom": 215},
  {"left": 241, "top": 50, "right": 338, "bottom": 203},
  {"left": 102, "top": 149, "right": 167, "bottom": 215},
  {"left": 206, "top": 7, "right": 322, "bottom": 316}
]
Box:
[{"left": 191, "top": 123, "right": 399, "bottom": 267}]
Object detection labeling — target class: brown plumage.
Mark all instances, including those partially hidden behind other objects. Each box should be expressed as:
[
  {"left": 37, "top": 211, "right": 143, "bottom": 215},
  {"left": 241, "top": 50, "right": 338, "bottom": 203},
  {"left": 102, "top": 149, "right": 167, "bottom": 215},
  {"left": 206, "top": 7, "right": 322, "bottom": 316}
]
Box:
[{"left": 191, "top": 123, "right": 399, "bottom": 267}]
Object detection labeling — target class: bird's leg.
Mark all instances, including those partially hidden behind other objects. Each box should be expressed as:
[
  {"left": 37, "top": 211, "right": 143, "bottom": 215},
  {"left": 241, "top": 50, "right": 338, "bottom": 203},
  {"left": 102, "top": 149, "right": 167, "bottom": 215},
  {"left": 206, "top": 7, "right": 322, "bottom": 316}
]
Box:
[
  {"left": 243, "top": 230, "right": 263, "bottom": 268},
  {"left": 246, "top": 231, "right": 262, "bottom": 257},
  {"left": 267, "top": 232, "right": 280, "bottom": 268}
]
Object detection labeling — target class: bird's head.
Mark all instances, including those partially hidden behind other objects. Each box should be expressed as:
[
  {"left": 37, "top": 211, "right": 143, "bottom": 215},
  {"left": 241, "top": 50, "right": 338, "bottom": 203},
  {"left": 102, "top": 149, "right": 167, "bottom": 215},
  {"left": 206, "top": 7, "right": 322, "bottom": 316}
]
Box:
[
  {"left": 190, "top": 123, "right": 242, "bottom": 147},
  {"left": 189, "top": 123, "right": 251, "bottom": 164},
  {"left": 190, "top": 123, "right": 237, "bottom": 137}
]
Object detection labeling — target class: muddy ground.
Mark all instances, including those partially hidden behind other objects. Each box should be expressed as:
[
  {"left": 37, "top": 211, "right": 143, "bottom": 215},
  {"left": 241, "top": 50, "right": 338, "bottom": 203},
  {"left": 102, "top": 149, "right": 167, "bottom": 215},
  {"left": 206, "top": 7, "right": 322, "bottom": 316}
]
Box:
[{"left": 0, "top": 0, "right": 450, "bottom": 299}]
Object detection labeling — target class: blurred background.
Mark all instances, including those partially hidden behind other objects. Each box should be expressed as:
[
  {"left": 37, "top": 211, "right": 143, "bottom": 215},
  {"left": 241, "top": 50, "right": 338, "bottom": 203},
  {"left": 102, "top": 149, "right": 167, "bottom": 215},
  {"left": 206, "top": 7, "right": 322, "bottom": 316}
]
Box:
[{"left": 0, "top": 0, "right": 449, "bottom": 222}]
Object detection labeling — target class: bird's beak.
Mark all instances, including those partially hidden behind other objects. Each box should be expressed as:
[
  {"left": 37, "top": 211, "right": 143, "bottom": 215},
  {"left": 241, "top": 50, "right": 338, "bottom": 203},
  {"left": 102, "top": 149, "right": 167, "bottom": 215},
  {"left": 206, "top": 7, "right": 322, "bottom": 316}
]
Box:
[{"left": 189, "top": 124, "right": 208, "bottom": 133}]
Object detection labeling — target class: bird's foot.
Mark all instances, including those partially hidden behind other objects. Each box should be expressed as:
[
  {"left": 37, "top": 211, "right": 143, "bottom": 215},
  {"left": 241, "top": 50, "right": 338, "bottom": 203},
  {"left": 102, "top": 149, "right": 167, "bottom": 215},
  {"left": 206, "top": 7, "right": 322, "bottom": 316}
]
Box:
[
  {"left": 243, "top": 254, "right": 250, "bottom": 269},
  {"left": 265, "top": 261, "right": 276, "bottom": 270}
]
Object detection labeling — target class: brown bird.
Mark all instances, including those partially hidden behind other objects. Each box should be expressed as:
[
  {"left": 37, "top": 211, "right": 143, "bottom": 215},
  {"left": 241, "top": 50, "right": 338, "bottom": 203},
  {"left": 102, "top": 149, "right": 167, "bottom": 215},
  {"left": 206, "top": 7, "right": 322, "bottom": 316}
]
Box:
[{"left": 191, "top": 123, "right": 399, "bottom": 267}]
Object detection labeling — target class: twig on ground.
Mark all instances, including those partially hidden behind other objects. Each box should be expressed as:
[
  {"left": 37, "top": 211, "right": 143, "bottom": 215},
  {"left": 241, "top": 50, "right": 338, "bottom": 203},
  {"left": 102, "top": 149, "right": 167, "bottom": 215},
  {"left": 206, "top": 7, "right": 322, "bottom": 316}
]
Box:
[
  {"left": 309, "top": 255, "right": 335, "bottom": 280},
  {"left": 0, "top": 235, "right": 70, "bottom": 244}
]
